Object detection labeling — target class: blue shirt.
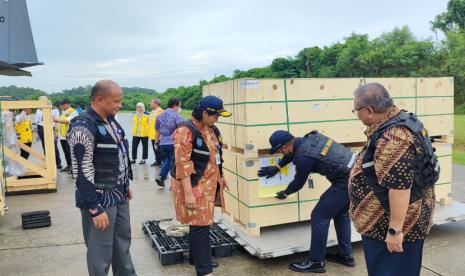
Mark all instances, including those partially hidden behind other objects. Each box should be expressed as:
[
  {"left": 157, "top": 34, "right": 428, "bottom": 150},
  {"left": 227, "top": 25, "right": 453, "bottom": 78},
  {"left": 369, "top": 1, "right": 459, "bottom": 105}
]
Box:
[
  {"left": 155, "top": 108, "right": 184, "bottom": 145},
  {"left": 67, "top": 107, "right": 131, "bottom": 217}
]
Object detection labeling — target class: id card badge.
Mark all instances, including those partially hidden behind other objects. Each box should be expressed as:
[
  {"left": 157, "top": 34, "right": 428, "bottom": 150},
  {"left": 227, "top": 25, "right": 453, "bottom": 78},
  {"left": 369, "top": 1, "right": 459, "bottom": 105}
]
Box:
[{"left": 215, "top": 153, "right": 221, "bottom": 165}]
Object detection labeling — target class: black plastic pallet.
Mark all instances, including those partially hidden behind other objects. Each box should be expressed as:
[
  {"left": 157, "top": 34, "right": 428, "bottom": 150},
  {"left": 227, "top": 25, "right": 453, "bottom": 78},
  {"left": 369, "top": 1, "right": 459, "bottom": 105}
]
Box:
[{"left": 142, "top": 219, "right": 240, "bottom": 266}]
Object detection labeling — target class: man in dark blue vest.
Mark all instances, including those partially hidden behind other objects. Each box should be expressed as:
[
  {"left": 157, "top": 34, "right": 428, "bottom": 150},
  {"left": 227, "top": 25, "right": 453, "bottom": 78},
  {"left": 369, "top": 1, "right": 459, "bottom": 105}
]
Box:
[
  {"left": 68, "top": 80, "right": 136, "bottom": 276},
  {"left": 258, "top": 130, "right": 356, "bottom": 273}
]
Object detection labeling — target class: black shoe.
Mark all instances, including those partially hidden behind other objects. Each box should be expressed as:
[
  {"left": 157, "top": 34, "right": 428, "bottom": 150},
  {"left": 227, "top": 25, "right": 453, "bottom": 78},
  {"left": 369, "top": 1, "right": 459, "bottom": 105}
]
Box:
[
  {"left": 150, "top": 162, "right": 157, "bottom": 167},
  {"left": 325, "top": 253, "right": 355, "bottom": 267},
  {"left": 139, "top": 160, "right": 146, "bottom": 165},
  {"left": 289, "top": 259, "right": 325, "bottom": 273},
  {"left": 155, "top": 162, "right": 162, "bottom": 167},
  {"left": 57, "top": 165, "right": 63, "bottom": 170},
  {"left": 155, "top": 177, "right": 165, "bottom": 187},
  {"left": 60, "top": 167, "right": 70, "bottom": 172},
  {"left": 130, "top": 160, "right": 136, "bottom": 164}
]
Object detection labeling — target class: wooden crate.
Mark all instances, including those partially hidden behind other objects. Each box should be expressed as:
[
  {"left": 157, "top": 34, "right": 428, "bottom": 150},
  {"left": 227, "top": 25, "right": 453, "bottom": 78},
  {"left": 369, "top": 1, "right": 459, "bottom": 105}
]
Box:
[
  {"left": 434, "top": 142, "right": 453, "bottom": 205},
  {"left": 222, "top": 148, "right": 331, "bottom": 236},
  {"left": 1, "top": 100, "right": 57, "bottom": 194},
  {"left": 205, "top": 77, "right": 454, "bottom": 152},
  {"left": 221, "top": 140, "right": 454, "bottom": 235}
]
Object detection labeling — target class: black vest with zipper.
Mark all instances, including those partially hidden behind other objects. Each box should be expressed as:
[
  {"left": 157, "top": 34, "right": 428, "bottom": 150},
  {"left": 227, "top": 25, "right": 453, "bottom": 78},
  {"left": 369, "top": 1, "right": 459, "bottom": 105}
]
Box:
[
  {"left": 361, "top": 111, "right": 440, "bottom": 211},
  {"left": 71, "top": 112, "right": 132, "bottom": 189},
  {"left": 170, "top": 120, "right": 223, "bottom": 187},
  {"left": 295, "top": 131, "right": 356, "bottom": 188}
]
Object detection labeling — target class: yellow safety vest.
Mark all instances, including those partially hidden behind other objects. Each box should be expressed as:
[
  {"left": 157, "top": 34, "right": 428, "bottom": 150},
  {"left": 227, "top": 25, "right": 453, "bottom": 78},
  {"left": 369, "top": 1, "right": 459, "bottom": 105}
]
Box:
[
  {"left": 15, "top": 117, "right": 33, "bottom": 143},
  {"left": 132, "top": 112, "right": 150, "bottom": 137},
  {"left": 60, "top": 107, "right": 76, "bottom": 138},
  {"left": 148, "top": 108, "right": 164, "bottom": 140}
]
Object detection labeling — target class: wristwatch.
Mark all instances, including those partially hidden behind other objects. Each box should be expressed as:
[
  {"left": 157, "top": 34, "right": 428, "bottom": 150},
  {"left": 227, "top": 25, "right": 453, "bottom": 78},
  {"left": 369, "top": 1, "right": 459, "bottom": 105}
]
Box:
[{"left": 388, "top": 227, "right": 401, "bottom": 236}]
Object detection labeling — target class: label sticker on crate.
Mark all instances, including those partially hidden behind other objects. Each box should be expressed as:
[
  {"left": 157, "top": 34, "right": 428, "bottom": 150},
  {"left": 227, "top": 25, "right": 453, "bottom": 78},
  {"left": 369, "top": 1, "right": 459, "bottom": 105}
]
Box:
[
  {"left": 240, "top": 79, "right": 260, "bottom": 89},
  {"left": 258, "top": 157, "right": 296, "bottom": 198}
]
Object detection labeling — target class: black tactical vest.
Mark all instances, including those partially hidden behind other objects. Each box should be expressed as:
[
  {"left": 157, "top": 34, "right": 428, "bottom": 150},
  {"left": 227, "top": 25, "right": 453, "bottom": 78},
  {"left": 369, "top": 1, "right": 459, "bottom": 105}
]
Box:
[
  {"left": 361, "top": 111, "right": 440, "bottom": 211},
  {"left": 170, "top": 120, "right": 223, "bottom": 187},
  {"left": 295, "top": 131, "right": 356, "bottom": 187},
  {"left": 71, "top": 112, "right": 131, "bottom": 189}
]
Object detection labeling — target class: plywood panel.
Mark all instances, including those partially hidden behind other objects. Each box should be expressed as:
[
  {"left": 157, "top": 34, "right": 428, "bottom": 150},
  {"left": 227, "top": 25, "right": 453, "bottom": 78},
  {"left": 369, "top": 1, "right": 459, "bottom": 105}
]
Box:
[
  {"left": 234, "top": 79, "right": 286, "bottom": 103},
  {"left": 224, "top": 191, "right": 239, "bottom": 220},
  {"left": 417, "top": 97, "right": 454, "bottom": 116},
  {"left": 417, "top": 77, "right": 454, "bottom": 97},
  {"left": 420, "top": 115, "right": 454, "bottom": 138},
  {"left": 298, "top": 174, "right": 331, "bottom": 201},
  {"left": 237, "top": 178, "right": 295, "bottom": 206},
  {"left": 364, "top": 78, "right": 416, "bottom": 97},
  {"left": 239, "top": 202, "right": 299, "bottom": 229},
  {"left": 286, "top": 78, "right": 363, "bottom": 100},
  {"left": 299, "top": 201, "right": 319, "bottom": 220},
  {"left": 235, "top": 103, "right": 287, "bottom": 125}
]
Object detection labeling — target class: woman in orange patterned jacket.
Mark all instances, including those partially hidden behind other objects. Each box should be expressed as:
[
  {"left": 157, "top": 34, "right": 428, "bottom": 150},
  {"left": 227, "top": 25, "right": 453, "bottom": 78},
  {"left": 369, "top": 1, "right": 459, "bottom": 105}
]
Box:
[{"left": 170, "top": 96, "right": 231, "bottom": 276}]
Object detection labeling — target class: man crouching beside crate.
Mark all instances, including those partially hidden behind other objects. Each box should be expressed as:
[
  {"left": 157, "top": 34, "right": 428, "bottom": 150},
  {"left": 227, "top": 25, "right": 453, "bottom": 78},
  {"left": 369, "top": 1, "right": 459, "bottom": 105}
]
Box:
[{"left": 258, "top": 130, "right": 356, "bottom": 273}]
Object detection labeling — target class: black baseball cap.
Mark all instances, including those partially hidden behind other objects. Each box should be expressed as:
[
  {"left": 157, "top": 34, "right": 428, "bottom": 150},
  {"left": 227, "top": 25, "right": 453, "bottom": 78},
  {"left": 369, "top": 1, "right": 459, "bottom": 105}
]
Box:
[
  {"left": 200, "top": 96, "right": 232, "bottom": 117},
  {"left": 269, "top": 130, "right": 294, "bottom": 154}
]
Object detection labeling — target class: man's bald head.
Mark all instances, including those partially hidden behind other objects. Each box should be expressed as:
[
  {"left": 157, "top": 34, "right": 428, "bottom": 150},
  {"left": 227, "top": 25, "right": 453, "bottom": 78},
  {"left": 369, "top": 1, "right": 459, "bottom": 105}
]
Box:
[
  {"left": 91, "top": 80, "right": 120, "bottom": 102},
  {"left": 353, "top": 83, "right": 394, "bottom": 113},
  {"left": 90, "top": 80, "right": 123, "bottom": 118}
]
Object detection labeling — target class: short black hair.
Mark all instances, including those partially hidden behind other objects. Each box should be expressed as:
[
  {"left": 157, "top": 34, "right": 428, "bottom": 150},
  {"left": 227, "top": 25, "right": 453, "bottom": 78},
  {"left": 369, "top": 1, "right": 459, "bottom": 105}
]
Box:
[
  {"left": 192, "top": 103, "right": 203, "bottom": 121},
  {"left": 168, "top": 98, "right": 181, "bottom": 108}
]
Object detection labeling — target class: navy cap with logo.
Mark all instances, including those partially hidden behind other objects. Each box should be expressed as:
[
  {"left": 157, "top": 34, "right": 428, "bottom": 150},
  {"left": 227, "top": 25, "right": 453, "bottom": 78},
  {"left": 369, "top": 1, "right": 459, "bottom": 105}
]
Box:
[
  {"left": 200, "top": 95, "right": 232, "bottom": 117},
  {"left": 269, "top": 130, "right": 294, "bottom": 154}
]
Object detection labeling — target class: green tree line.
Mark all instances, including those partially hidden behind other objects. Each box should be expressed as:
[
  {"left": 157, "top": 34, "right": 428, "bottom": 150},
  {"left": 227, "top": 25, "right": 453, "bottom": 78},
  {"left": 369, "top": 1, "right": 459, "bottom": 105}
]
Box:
[{"left": 1, "top": 1, "right": 464, "bottom": 111}]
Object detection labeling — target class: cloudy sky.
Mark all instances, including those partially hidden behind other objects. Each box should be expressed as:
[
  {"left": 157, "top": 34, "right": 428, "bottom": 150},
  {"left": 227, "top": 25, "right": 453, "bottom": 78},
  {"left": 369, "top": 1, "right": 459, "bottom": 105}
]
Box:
[{"left": 0, "top": 0, "right": 449, "bottom": 93}]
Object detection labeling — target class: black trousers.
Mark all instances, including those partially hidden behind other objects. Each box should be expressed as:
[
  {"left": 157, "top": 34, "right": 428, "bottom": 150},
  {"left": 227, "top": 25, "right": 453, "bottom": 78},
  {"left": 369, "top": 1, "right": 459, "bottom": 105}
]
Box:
[
  {"left": 132, "top": 136, "right": 148, "bottom": 160},
  {"left": 362, "top": 236, "right": 424, "bottom": 276},
  {"left": 38, "top": 125, "right": 61, "bottom": 167},
  {"left": 151, "top": 139, "right": 162, "bottom": 163},
  {"left": 60, "top": 139, "right": 71, "bottom": 167},
  {"left": 20, "top": 142, "right": 32, "bottom": 160},
  {"left": 189, "top": 225, "right": 212, "bottom": 276}
]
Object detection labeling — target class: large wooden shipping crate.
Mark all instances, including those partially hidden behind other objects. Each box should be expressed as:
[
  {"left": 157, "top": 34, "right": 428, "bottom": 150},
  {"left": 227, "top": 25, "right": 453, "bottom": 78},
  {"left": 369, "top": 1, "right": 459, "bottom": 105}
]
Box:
[
  {"left": 204, "top": 77, "right": 454, "bottom": 155},
  {"left": 203, "top": 77, "right": 454, "bottom": 236}
]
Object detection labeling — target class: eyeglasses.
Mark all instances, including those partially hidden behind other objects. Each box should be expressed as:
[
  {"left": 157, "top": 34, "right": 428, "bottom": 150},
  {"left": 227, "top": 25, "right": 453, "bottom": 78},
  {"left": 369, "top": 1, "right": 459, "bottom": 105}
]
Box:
[{"left": 352, "top": 106, "right": 369, "bottom": 114}]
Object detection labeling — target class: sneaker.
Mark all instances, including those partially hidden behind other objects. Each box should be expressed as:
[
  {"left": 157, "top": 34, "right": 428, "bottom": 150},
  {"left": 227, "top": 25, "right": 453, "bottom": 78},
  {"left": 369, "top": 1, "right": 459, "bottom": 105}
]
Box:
[
  {"left": 325, "top": 253, "right": 355, "bottom": 267},
  {"left": 155, "top": 162, "right": 162, "bottom": 167},
  {"left": 155, "top": 177, "right": 165, "bottom": 188},
  {"left": 60, "top": 167, "right": 70, "bottom": 172},
  {"left": 139, "top": 160, "right": 146, "bottom": 165},
  {"left": 130, "top": 160, "right": 136, "bottom": 164},
  {"left": 150, "top": 162, "right": 157, "bottom": 167},
  {"left": 57, "top": 165, "right": 63, "bottom": 169},
  {"left": 289, "top": 259, "right": 325, "bottom": 273}
]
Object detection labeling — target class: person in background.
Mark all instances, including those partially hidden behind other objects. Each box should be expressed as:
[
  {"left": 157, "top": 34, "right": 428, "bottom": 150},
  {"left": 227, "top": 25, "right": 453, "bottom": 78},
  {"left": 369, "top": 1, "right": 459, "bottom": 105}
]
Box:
[
  {"left": 148, "top": 98, "right": 164, "bottom": 167},
  {"left": 171, "top": 96, "right": 231, "bottom": 276},
  {"left": 15, "top": 108, "right": 34, "bottom": 159},
  {"left": 54, "top": 99, "right": 79, "bottom": 173},
  {"left": 131, "top": 102, "right": 150, "bottom": 165},
  {"left": 68, "top": 80, "right": 136, "bottom": 276},
  {"left": 35, "top": 96, "right": 62, "bottom": 169},
  {"left": 75, "top": 104, "right": 83, "bottom": 114},
  {"left": 155, "top": 98, "right": 184, "bottom": 187}
]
